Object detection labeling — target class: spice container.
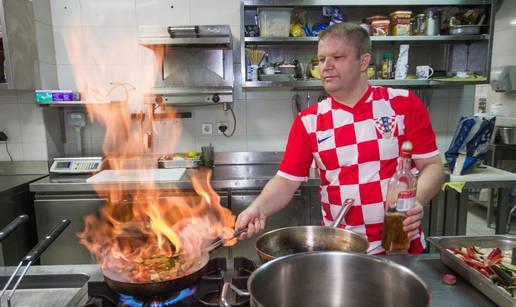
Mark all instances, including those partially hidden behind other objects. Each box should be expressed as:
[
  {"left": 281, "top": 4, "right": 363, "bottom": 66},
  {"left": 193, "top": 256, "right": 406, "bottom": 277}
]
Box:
[
  {"left": 390, "top": 11, "right": 412, "bottom": 36},
  {"left": 381, "top": 53, "right": 395, "bottom": 79},
  {"left": 425, "top": 8, "right": 440, "bottom": 36},
  {"left": 371, "top": 19, "right": 390, "bottom": 36},
  {"left": 413, "top": 13, "right": 426, "bottom": 35}
]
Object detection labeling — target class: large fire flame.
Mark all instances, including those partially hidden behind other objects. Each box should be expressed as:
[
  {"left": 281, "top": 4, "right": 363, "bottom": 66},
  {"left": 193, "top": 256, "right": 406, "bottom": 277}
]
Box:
[{"left": 65, "top": 28, "right": 235, "bottom": 282}]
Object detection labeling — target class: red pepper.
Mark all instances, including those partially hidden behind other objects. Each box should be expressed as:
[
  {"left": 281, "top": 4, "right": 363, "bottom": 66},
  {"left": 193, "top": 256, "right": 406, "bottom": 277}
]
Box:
[
  {"left": 464, "top": 258, "right": 485, "bottom": 270},
  {"left": 485, "top": 254, "right": 503, "bottom": 266},
  {"left": 452, "top": 248, "right": 470, "bottom": 260},
  {"left": 487, "top": 248, "right": 502, "bottom": 260},
  {"left": 466, "top": 246, "right": 478, "bottom": 259}
]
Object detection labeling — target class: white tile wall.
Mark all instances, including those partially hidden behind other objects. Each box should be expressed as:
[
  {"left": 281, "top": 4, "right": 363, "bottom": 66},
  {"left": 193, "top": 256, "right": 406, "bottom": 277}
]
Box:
[
  {"left": 189, "top": 0, "right": 240, "bottom": 26},
  {"left": 42, "top": 0, "right": 480, "bottom": 158},
  {"left": 475, "top": 0, "right": 516, "bottom": 125},
  {"left": 50, "top": 0, "right": 82, "bottom": 27},
  {"left": 80, "top": 0, "right": 136, "bottom": 26},
  {"left": 136, "top": 0, "right": 190, "bottom": 26}
]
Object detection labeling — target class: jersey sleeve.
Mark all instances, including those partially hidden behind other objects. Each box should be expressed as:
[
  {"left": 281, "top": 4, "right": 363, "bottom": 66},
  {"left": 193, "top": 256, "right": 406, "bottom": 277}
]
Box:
[
  {"left": 277, "top": 115, "right": 314, "bottom": 181},
  {"left": 405, "top": 92, "right": 439, "bottom": 159}
]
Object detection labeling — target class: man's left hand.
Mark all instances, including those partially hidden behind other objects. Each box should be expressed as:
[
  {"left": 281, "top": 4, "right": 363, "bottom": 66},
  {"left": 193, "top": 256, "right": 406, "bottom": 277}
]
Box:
[{"left": 403, "top": 201, "right": 424, "bottom": 239}]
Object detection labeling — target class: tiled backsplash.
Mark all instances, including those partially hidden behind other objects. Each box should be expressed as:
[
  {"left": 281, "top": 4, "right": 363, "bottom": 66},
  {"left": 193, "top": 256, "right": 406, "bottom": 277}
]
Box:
[
  {"left": 0, "top": 91, "right": 48, "bottom": 161},
  {"left": 475, "top": 0, "right": 516, "bottom": 125}
]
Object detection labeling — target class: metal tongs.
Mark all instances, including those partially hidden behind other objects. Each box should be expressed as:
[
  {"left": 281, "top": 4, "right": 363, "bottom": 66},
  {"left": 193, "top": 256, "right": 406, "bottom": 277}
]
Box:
[
  {"left": 0, "top": 215, "right": 29, "bottom": 242},
  {"left": 0, "top": 219, "right": 71, "bottom": 307}
]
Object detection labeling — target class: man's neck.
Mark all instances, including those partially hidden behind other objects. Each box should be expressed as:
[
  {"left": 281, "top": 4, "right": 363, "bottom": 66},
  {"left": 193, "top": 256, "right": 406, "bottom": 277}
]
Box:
[{"left": 331, "top": 78, "right": 369, "bottom": 108}]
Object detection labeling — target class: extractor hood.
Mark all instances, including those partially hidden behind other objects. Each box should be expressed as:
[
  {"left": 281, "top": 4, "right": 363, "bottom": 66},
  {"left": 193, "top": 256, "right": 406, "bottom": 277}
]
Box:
[
  {"left": 139, "top": 25, "right": 234, "bottom": 106},
  {"left": 138, "top": 25, "right": 232, "bottom": 48}
]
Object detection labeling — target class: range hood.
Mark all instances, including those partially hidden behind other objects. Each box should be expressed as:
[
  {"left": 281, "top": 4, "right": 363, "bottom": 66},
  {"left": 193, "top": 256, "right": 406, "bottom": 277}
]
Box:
[
  {"left": 139, "top": 25, "right": 232, "bottom": 48},
  {"left": 139, "top": 25, "right": 234, "bottom": 106}
]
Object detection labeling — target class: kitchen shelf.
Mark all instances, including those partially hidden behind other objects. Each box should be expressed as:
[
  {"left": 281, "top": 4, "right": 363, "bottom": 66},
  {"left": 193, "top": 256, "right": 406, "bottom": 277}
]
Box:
[
  {"left": 244, "top": 35, "right": 489, "bottom": 45},
  {"left": 36, "top": 101, "right": 112, "bottom": 107},
  {"left": 244, "top": 0, "right": 493, "bottom": 6},
  {"left": 243, "top": 79, "right": 489, "bottom": 89}
]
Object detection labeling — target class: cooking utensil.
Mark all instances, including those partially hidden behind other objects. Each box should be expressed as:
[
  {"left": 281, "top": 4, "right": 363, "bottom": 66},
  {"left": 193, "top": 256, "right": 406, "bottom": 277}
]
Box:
[
  {"left": 0, "top": 215, "right": 28, "bottom": 242},
  {"left": 496, "top": 126, "right": 516, "bottom": 144},
  {"left": 429, "top": 235, "right": 516, "bottom": 307},
  {"left": 255, "top": 198, "right": 369, "bottom": 263},
  {"left": 221, "top": 251, "right": 430, "bottom": 307},
  {"left": 104, "top": 228, "right": 247, "bottom": 297},
  {"left": 0, "top": 219, "right": 70, "bottom": 307},
  {"left": 449, "top": 24, "right": 481, "bottom": 35}
]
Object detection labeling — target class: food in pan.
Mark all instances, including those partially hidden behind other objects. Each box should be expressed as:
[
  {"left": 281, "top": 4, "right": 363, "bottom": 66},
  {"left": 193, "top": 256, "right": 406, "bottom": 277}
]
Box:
[{"left": 448, "top": 246, "right": 516, "bottom": 298}]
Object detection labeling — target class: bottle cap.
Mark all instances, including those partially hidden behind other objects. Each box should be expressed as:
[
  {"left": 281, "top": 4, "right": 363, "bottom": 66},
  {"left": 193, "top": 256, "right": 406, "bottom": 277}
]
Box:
[
  {"left": 400, "top": 141, "right": 413, "bottom": 157},
  {"left": 383, "top": 52, "right": 395, "bottom": 59}
]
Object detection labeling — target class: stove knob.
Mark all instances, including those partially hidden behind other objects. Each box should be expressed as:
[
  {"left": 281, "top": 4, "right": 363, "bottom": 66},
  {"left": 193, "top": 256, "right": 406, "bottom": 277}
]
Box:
[{"left": 211, "top": 94, "right": 220, "bottom": 103}]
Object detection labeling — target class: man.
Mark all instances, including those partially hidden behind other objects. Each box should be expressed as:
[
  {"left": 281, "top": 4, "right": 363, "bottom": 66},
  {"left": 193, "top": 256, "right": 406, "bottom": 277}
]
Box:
[{"left": 236, "top": 22, "right": 444, "bottom": 254}]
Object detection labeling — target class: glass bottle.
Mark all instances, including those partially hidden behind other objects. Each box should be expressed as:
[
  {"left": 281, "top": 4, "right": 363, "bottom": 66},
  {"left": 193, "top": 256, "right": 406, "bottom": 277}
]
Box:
[
  {"left": 382, "top": 141, "right": 416, "bottom": 253},
  {"left": 381, "top": 53, "right": 394, "bottom": 79}
]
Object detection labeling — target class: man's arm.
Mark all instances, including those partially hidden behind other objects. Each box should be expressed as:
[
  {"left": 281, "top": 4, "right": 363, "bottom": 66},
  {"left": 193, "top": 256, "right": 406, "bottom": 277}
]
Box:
[
  {"left": 403, "top": 155, "right": 444, "bottom": 237},
  {"left": 235, "top": 175, "right": 301, "bottom": 237},
  {"left": 414, "top": 155, "right": 445, "bottom": 205}
]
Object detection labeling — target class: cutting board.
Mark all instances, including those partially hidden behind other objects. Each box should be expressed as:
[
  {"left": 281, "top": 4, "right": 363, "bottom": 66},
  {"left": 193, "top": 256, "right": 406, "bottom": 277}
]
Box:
[{"left": 86, "top": 168, "right": 187, "bottom": 184}]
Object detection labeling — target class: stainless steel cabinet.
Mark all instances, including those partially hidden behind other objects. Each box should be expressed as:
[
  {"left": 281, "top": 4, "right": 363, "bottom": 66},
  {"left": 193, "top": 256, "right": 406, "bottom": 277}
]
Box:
[
  {"left": 34, "top": 194, "right": 106, "bottom": 265},
  {"left": 34, "top": 192, "right": 230, "bottom": 265},
  {"left": 229, "top": 189, "right": 307, "bottom": 261}
]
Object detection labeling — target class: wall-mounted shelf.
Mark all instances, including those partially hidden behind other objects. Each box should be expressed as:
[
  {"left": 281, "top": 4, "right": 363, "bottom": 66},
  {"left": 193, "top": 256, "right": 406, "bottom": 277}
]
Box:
[
  {"left": 244, "top": 35, "right": 489, "bottom": 45},
  {"left": 36, "top": 101, "right": 111, "bottom": 107},
  {"left": 243, "top": 79, "right": 488, "bottom": 90}
]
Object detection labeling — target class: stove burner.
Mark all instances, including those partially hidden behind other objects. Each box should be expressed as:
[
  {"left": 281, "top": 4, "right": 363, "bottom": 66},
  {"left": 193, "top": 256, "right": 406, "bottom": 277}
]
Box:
[
  {"left": 119, "top": 287, "right": 197, "bottom": 307},
  {"left": 84, "top": 257, "right": 254, "bottom": 307}
]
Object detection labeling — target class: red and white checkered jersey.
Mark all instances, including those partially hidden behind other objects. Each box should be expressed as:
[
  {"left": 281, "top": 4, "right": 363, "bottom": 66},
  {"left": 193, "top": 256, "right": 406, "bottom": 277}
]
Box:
[{"left": 278, "top": 85, "right": 439, "bottom": 254}]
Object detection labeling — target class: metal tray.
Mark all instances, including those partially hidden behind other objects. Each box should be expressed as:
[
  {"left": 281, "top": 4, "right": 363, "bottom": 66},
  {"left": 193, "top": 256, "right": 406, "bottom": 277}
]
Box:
[
  {"left": 428, "top": 235, "right": 516, "bottom": 307},
  {"left": 158, "top": 158, "right": 200, "bottom": 168}
]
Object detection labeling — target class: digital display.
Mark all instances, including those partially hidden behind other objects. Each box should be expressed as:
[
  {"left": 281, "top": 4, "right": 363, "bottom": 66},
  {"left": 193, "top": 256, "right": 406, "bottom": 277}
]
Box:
[{"left": 56, "top": 162, "right": 71, "bottom": 169}]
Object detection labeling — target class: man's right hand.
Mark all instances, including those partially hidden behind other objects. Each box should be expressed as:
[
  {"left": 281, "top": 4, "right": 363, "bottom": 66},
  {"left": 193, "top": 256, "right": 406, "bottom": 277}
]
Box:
[{"left": 235, "top": 206, "right": 266, "bottom": 239}]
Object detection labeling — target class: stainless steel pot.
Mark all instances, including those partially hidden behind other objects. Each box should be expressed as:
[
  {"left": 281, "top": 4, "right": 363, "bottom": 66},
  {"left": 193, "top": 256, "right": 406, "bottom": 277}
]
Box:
[
  {"left": 496, "top": 126, "right": 516, "bottom": 144},
  {"left": 221, "top": 251, "right": 430, "bottom": 307},
  {"left": 449, "top": 25, "right": 481, "bottom": 35}
]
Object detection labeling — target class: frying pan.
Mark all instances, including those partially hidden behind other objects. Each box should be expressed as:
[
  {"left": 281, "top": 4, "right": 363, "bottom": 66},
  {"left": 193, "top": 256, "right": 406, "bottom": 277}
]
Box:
[
  {"left": 104, "top": 228, "right": 246, "bottom": 297},
  {"left": 255, "top": 199, "right": 369, "bottom": 263}
]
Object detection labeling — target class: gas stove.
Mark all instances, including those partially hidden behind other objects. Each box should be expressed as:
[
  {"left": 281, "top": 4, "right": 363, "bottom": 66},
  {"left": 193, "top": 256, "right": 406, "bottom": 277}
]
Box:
[{"left": 83, "top": 257, "right": 256, "bottom": 307}]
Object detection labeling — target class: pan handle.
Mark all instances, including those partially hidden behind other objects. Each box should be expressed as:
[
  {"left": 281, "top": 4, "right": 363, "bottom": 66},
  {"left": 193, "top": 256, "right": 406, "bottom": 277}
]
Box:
[
  {"left": 24, "top": 219, "right": 71, "bottom": 262},
  {"left": 331, "top": 198, "right": 354, "bottom": 228},
  {"left": 220, "top": 282, "right": 250, "bottom": 307},
  {"left": 0, "top": 215, "right": 28, "bottom": 242}
]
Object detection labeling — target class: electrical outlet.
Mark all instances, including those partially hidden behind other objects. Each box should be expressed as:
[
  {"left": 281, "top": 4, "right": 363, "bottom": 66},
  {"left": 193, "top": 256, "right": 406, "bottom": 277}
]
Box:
[
  {"left": 0, "top": 131, "right": 7, "bottom": 142},
  {"left": 216, "top": 122, "right": 228, "bottom": 135},
  {"left": 201, "top": 123, "right": 213, "bottom": 135}
]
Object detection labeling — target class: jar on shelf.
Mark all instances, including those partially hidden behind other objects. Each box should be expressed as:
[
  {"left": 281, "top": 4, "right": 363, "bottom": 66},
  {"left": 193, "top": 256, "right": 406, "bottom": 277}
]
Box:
[
  {"left": 367, "top": 64, "right": 376, "bottom": 80},
  {"left": 381, "top": 53, "right": 395, "bottom": 79},
  {"left": 390, "top": 11, "right": 412, "bottom": 36},
  {"left": 371, "top": 19, "right": 390, "bottom": 36},
  {"left": 413, "top": 13, "right": 427, "bottom": 35}
]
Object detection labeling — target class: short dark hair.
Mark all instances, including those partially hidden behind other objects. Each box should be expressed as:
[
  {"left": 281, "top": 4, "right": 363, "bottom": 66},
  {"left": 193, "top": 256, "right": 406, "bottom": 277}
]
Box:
[{"left": 319, "top": 22, "right": 372, "bottom": 57}]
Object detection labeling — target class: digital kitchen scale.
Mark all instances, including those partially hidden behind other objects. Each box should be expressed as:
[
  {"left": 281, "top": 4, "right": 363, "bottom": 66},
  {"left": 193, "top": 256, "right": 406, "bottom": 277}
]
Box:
[{"left": 50, "top": 157, "right": 104, "bottom": 174}]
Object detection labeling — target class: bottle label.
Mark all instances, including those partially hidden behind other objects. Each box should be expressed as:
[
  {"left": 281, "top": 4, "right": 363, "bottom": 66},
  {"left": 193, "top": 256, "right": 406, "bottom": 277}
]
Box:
[{"left": 396, "top": 190, "right": 415, "bottom": 212}]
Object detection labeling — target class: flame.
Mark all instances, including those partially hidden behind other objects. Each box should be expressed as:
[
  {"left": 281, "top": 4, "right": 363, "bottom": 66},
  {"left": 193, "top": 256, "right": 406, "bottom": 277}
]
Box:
[{"left": 63, "top": 28, "right": 235, "bottom": 283}]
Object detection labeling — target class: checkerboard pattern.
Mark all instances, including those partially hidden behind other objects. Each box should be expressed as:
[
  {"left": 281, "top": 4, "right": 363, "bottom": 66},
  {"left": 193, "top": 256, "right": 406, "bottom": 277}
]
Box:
[{"left": 278, "top": 86, "right": 439, "bottom": 254}]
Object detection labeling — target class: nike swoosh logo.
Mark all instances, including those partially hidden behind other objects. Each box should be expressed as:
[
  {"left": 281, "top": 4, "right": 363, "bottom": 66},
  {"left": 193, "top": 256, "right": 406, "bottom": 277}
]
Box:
[{"left": 317, "top": 135, "right": 333, "bottom": 144}]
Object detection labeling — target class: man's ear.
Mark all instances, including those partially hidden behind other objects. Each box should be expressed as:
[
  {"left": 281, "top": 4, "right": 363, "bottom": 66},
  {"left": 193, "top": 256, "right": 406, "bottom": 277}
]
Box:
[{"left": 360, "top": 53, "right": 371, "bottom": 72}]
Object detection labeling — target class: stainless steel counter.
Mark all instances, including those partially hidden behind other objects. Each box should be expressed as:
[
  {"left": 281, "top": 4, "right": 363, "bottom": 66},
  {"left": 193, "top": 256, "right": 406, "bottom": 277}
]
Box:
[
  {"left": 0, "top": 254, "right": 496, "bottom": 306},
  {"left": 29, "top": 165, "right": 321, "bottom": 193}
]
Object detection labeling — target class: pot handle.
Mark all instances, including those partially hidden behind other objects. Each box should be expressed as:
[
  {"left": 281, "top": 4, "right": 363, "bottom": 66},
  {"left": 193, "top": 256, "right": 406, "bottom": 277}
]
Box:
[
  {"left": 220, "top": 282, "right": 250, "bottom": 307},
  {"left": 331, "top": 198, "right": 354, "bottom": 228}
]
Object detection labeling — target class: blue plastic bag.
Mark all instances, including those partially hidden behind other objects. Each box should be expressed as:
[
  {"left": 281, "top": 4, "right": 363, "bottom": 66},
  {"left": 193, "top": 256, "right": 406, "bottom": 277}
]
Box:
[{"left": 445, "top": 116, "right": 496, "bottom": 174}]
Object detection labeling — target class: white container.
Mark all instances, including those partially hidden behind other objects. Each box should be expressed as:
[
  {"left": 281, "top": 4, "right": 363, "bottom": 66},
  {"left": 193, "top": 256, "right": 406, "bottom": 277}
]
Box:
[{"left": 258, "top": 8, "right": 292, "bottom": 37}]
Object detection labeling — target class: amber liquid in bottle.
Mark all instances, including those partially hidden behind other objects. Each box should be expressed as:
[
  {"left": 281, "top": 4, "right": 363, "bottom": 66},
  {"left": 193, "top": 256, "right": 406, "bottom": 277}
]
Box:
[{"left": 382, "top": 141, "right": 416, "bottom": 253}]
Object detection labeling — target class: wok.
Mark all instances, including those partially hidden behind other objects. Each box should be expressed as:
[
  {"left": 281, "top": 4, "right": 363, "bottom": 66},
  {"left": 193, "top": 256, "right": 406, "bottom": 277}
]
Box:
[
  {"left": 103, "top": 228, "right": 246, "bottom": 297},
  {"left": 255, "top": 199, "right": 369, "bottom": 263},
  {"left": 221, "top": 251, "right": 430, "bottom": 307}
]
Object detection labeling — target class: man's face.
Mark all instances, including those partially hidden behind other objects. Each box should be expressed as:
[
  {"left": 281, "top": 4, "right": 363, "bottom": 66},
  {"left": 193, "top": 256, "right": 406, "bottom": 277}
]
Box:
[{"left": 317, "top": 36, "right": 370, "bottom": 96}]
